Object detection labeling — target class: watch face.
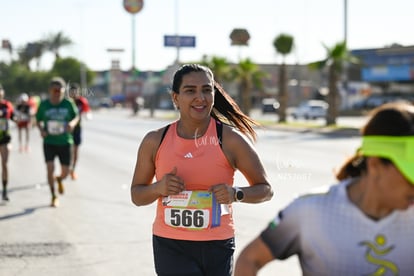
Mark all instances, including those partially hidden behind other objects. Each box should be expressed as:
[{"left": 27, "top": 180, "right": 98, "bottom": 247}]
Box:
[{"left": 236, "top": 190, "right": 244, "bottom": 201}]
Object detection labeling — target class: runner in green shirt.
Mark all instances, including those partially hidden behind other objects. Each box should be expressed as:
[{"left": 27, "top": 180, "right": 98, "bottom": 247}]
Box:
[{"left": 36, "top": 77, "right": 79, "bottom": 207}]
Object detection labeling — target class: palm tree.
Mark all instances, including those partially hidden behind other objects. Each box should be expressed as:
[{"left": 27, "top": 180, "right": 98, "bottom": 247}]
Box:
[
  {"left": 230, "top": 58, "right": 268, "bottom": 115},
  {"left": 273, "top": 34, "right": 294, "bottom": 122},
  {"left": 18, "top": 42, "right": 44, "bottom": 71},
  {"left": 31, "top": 41, "right": 46, "bottom": 71},
  {"left": 200, "top": 55, "right": 231, "bottom": 84},
  {"left": 308, "top": 41, "right": 359, "bottom": 126},
  {"left": 17, "top": 47, "right": 34, "bottom": 71},
  {"left": 44, "top": 31, "right": 73, "bottom": 61}
]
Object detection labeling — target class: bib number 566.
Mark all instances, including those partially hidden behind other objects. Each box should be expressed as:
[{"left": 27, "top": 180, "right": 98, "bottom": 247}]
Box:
[{"left": 165, "top": 209, "right": 209, "bottom": 229}]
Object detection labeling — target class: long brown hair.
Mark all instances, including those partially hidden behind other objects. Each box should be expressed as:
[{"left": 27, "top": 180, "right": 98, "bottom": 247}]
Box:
[{"left": 335, "top": 102, "right": 414, "bottom": 180}]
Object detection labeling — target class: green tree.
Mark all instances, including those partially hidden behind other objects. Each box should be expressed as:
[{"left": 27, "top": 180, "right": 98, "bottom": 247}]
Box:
[
  {"left": 0, "top": 61, "right": 51, "bottom": 96},
  {"left": 230, "top": 58, "right": 267, "bottom": 115},
  {"left": 273, "top": 34, "right": 294, "bottom": 122},
  {"left": 17, "top": 71, "right": 52, "bottom": 94},
  {"left": 44, "top": 31, "right": 73, "bottom": 61},
  {"left": 0, "top": 61, "right": 28, "bottom": 96},
  {"left": 308, "top": 41, "right": 359, "bottom": 126},
  {"left": 200, "top": 55, "right": 231, "bottom": 84},
  {"left": 51, "top": 57, "right": 95, "bottom": 89}
]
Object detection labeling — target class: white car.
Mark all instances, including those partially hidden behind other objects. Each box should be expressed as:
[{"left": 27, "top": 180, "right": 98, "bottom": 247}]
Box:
[
  {"left": 261, "top": 98, "right": 280, "bottom": 113},
  {"left": 291, "top": 100, "right": 328, "bottom": 120}
]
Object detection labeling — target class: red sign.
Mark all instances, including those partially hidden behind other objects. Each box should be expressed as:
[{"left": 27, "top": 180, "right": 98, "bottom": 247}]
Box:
[{"left": 123, "top": 0, "right": 144, "bottom": 14}]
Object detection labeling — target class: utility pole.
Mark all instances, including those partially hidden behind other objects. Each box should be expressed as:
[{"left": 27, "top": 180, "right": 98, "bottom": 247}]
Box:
[
  {"left": 343, "top": 0, "right": 349, "bottom": 109},
  {"left": 174, "top": 0, "right": 180, "bottom": 64},
  {"left": 123, "top": 0, "right": 144, "bottom": 70}
]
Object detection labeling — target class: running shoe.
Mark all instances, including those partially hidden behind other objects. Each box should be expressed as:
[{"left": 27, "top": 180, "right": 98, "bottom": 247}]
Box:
[
  {"left": 51, "top": 196, "right": 59, "bottom": 207},
  {"left": 70, "top": 171, "right": 78, "bottom": 180},
  {"left": 2, "top": 190, "right": 9, "bottom": 201},
  {"left": 56, "top": 177, "right": 65, "bottom": 195}
]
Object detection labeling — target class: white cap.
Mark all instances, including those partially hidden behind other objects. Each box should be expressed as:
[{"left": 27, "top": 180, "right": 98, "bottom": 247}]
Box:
[{"left": 20, "top": 93, "right": 29, "bottom": 102}]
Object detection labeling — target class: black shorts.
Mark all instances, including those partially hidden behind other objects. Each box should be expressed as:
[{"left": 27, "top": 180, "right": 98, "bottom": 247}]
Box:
[
  {"left": 0, "top": 134, "right": 11, "bottom": 145},
  {"left": 73, "top": 127, "right": 82, "bottom": 146},
  {"left": 43, "top": 143, "right": 72, "bottom": 166},
  {"left": 153, "top": 235, "right": 235, "bottom": 276}
]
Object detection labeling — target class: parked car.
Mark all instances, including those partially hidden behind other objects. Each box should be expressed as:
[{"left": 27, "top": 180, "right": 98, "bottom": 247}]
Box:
[
  {"left": 352, "top": 94, "right": 414, "bottom": 110},
  {"left": 291, "top": 100, "right": 328, "bottom": 120},
  {"left": 261, "top": 98, "right": 280, "bottom": 113}
]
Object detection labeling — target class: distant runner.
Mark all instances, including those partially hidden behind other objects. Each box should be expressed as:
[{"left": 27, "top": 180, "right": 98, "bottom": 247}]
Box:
[{"left": 36, "top": 77, "right": 79, "bottom": 207}]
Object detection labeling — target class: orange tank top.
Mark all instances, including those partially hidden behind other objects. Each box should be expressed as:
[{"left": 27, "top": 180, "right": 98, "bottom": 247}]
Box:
[{"left": 153, "top": 118, "right": 235, "bottom": 241}]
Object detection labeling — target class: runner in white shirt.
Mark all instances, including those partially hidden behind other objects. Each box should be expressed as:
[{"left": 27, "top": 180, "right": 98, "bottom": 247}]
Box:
[{"left": 235, "top": 102, "right": 414, "bottom": 276}]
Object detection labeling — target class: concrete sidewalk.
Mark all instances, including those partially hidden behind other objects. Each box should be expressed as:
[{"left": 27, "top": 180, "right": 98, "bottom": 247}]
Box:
[{"left": 129, "top": 107, "right": 365, "bottom": 137}]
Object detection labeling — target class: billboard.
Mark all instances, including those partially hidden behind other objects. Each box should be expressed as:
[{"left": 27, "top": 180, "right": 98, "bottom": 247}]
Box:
[
  {"left": 352, "top": 47, "right": 414, "bottom": 82},
  {"left": 362, "top": 65, "right": 414, "bottom": 82}
]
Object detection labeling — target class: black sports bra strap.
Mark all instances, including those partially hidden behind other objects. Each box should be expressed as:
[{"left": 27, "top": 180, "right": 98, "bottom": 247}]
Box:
[
  {"left": 215, "top": 120, "right": 223, "bottom": 148},
  {"left": 159, "top": 124, "right": 171, "bottom": 146}
]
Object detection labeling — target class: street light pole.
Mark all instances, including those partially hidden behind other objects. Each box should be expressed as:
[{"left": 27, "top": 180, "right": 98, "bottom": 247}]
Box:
[
  {"left": 343, "top": 0, "right": 349, "bottom": 108},
  {"left": 132, "top": 14, "right": 136, "bottom": 70},
  {"left": 344, "top": 0, "right": 348, "bottom": 45},
  {"left": 123, "top": 0, "right": 144, "bottom": 71},
  {"left": 175, "top": 0, "right": 180, "bottom": 64}
]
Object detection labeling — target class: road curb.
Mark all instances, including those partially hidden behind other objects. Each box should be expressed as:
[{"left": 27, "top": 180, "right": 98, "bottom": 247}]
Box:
[{"left": 261, "top": 124, "right": 361, "bottom": 137}]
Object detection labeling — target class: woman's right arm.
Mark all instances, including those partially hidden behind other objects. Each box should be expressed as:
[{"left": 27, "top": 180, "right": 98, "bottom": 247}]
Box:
[
  {"left": 130, "top": 131, "right": 163, "bottom": 206},
  {"left": 130, "top": 130, "right": 185, "bottom": 206}
]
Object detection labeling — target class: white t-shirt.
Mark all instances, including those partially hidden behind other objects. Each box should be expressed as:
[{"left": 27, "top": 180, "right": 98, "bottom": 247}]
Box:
[{"left": 261, "top": 179, "right": 414, "bottom": 275}]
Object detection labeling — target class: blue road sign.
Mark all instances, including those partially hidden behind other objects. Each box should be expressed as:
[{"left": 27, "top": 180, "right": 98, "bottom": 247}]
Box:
[{"left": 164, "top": 35, "right": 196, "bottom": 47}]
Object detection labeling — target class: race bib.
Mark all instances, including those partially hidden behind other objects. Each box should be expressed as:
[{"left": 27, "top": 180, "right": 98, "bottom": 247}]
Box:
[
  {"left": 163, "top": 191, "right": 221, "bottom": 230},
  {"left": 47, "top": 120, "right": 65, "bottom": 135},
  {"left": 17, "top": 113, "right": 29, "bottom": 122},
  {"left": 0, "top": 119, "right": 8, "bottom": 131}
]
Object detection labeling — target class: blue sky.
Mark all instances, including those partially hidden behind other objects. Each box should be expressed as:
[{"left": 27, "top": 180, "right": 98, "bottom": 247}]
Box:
[{"left": 1, "top": 0, "right": 413, "bottom": 71}]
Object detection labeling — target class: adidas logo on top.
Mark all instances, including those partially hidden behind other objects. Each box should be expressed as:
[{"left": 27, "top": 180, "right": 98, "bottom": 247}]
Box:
[{"left": 184, "top": 152, "right": 193, "bottom": 158}]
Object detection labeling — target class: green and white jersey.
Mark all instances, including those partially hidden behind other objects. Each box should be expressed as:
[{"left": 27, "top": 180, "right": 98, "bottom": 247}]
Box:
[
  {"left": 261, "top": 179, "right": 414, "bottom": 275},
  {"left": 36, "top": 98, "right": 78, "bottom": 145}
]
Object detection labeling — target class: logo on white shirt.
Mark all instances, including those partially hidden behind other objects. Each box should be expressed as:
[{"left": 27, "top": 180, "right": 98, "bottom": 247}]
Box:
[{"left": 184, "top": 152, "right": 193, "bottom": 158}]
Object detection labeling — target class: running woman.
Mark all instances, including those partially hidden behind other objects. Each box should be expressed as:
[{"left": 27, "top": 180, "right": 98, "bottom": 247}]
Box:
[
  {"left": 131, "top": 64, "right": 273, "bottom": 275},
  {"left": 235, "top": 102, "right": 414, "bottom": 276}
]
